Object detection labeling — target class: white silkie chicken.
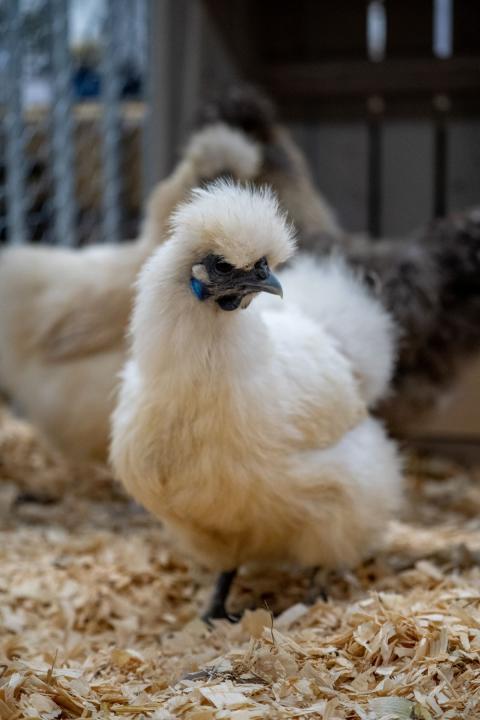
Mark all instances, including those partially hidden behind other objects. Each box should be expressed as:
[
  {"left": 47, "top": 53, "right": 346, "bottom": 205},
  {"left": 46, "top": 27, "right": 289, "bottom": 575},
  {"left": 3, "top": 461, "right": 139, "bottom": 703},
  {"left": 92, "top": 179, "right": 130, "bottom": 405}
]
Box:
[{"left": 110, "top": 182, "right": 403, "bottom": 621}]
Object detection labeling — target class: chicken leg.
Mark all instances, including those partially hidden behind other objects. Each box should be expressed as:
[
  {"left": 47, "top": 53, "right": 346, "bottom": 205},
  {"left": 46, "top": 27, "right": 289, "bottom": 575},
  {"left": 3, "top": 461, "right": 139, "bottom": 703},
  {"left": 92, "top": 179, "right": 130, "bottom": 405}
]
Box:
[{"left": 202, "top": 569, "right": 238, "bottom": 623}]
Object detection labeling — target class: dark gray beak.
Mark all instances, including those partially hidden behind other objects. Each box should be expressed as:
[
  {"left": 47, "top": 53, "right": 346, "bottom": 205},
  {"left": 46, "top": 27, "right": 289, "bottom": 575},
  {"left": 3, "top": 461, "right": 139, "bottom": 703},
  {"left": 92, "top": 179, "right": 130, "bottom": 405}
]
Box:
[
  {"left": 241, "top": 268, "right": 283, "bottom": 298},
  {"left": 201, "top": 254, "right": 284, "bottom": 311}
]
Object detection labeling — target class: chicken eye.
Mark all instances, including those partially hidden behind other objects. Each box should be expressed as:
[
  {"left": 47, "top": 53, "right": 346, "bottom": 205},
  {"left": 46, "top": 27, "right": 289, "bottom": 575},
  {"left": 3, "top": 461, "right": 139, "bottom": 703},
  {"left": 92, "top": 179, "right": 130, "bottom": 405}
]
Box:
[
  {"left": 254, "top": 257, "right": 269, "bottom": 279},
  {"left": 215, "top": 259, "right": 234, "bottom": 274}
]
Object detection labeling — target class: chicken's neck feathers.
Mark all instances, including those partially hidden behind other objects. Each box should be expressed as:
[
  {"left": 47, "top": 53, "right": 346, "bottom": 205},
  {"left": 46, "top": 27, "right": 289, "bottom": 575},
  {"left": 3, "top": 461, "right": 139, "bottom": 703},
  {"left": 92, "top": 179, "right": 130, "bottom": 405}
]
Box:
[{"left": 132, "top": 266, "right": 270, "bottom": 392}]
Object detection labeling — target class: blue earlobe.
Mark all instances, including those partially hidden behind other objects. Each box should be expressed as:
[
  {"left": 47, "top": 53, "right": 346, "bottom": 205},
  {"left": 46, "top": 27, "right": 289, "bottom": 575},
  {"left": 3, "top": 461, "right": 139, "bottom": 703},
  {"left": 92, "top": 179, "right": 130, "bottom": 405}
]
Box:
[{"left": 190, "top": 277, "right": 210, "bottom": 301}]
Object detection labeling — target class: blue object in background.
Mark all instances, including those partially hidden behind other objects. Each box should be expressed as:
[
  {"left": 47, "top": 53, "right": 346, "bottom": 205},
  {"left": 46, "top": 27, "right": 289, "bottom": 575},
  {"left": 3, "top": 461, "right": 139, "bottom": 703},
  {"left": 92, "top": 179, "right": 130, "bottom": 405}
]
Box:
[
  {"left": 73, "top": 65, "right": 101, "bottom": 99},
  {"left": 73, "top": 63, "right": 142, "bottom": 100}
]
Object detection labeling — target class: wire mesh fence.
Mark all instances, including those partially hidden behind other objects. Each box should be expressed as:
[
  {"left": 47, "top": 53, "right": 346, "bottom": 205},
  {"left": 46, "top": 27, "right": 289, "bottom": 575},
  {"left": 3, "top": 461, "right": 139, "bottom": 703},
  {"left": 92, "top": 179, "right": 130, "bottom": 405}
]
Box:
[{"left": 0, "top": 0, "right": 148, "bottom": 246}]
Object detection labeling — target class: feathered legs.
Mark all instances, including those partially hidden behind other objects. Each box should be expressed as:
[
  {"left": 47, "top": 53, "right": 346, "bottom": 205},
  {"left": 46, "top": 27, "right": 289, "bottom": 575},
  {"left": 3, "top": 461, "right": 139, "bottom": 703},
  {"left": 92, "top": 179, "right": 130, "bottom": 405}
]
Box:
[{"left": 202, "top": 569, "right": 238, "bottom": 623}]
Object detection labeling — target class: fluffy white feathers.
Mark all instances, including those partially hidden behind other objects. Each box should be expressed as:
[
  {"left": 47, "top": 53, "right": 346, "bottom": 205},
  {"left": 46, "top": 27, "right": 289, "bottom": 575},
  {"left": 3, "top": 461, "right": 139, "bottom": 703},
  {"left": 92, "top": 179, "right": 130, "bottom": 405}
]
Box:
[
  {"left": 273, "top": 254, "right": 397, "bottom": 405},
  {"left": 111, "top": 182, "right": 403, "bottom": 576},
  {"left": 170, "top": 181, "right": 296, "bottom": 270}
]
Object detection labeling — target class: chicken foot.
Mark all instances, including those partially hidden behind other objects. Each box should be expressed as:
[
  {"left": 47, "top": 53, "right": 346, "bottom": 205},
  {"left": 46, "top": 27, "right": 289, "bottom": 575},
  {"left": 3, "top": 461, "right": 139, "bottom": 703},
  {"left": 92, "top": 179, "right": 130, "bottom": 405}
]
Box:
[{"left": 202, "top": 569, "right": 238, "bottom": 624}]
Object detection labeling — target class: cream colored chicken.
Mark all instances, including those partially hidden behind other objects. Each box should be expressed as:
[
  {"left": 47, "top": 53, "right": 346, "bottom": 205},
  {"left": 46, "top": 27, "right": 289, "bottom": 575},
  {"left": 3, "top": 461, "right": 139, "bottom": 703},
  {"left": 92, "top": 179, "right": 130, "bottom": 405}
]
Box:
[
  {"left": 110, "top": 182, "right": 403, "bottom": 620},
  {"left": 0, "top": 125, "right": 261, "bottom": 460}
]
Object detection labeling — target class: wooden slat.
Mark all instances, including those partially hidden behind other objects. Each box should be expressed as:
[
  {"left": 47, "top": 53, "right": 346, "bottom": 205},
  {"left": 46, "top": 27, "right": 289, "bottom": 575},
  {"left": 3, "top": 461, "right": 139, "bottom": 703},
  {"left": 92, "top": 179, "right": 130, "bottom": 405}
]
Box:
[
  {"left": 294, "top": 121, "right": 368, "bottom": 231},
  {"left": 256, "top": 0, "right": 367, "bottom": 62},
  {"left": 276, "top": 95, "right": 480, "bottom": 122},
  {"left": 382, "top": 121, "right": 433, "bottom": 235},
  {"left": 453, "top": 0, "right": 480, "bottom": 56},
  {"left": 447, "top": 119, "right": 480, "bottom": 210},
  {"left": 259, "top": 57, "right": 480, "bottom": 98},
  {"left": 386, "top": 0, "right": 434, "bottom": 57},
  {"left": 433, "top": 117, "right": 448, "bottom": 217},
  {"left": 367, "top": 117, "right": 383, "bottom": 237}
]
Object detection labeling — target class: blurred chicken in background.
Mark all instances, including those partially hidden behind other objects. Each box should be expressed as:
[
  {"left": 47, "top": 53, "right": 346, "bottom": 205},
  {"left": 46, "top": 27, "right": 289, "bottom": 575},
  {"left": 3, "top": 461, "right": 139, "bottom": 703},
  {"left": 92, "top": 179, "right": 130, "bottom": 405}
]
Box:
[
  {"left": 0, "top": 124, "right": 262, "bottom": 460},
  {"left": 203, "top": 86, "right": 480, "bottom": 431},
  {"left": 200, "top": 85, "right": 342, "bottom": 241}
]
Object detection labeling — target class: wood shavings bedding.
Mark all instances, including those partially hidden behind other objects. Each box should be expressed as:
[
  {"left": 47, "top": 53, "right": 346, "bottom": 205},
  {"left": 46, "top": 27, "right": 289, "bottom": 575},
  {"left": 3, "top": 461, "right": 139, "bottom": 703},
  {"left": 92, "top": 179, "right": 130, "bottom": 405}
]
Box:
[{"left": 1, "top": 408, "right": 480, "bottom": 719}]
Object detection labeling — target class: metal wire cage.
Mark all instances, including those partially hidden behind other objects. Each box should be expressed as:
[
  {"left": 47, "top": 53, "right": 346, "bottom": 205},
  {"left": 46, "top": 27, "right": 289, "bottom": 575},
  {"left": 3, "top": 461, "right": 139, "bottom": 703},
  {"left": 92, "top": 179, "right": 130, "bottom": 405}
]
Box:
[{"left": 0, "top": 0, "right": 148, "bottom": 246}]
